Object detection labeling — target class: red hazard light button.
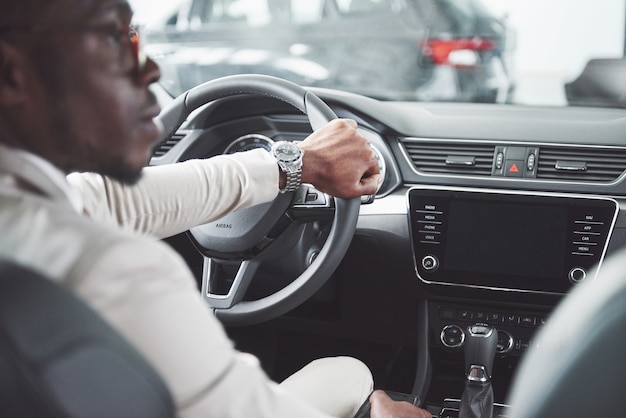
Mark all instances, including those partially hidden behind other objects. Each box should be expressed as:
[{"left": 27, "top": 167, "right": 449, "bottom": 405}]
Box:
[{"left": 505, "top": 160, "right": 524, "bottom": 177}]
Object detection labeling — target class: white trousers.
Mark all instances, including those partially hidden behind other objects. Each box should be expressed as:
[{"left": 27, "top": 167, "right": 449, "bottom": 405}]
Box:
[{"left": 280, "top": 356, "right": 374, "bottom": 417}]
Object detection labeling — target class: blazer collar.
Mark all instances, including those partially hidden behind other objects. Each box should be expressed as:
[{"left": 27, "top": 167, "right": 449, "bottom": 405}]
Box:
[{"left": 0, "top": 144, "right": 84, "bottom": 213}]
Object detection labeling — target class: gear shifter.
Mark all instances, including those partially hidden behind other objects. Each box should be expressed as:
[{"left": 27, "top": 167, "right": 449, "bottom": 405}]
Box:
[{"left": 459, "top": 324, "right": 498, "bottom": 418}]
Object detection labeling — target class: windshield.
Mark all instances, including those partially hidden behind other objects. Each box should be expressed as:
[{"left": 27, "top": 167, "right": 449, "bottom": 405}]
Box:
[{"left": 131, "top": 0, "right": 626, "bottom": 108}]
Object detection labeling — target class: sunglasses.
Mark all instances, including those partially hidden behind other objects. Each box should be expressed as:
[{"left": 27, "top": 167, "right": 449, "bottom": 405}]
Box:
[
  {"left": 125, "top": 24, "right": 147, "bottom": 73},
  {"left": 81, "top": 22, "right": 147, "bottom": 74}
]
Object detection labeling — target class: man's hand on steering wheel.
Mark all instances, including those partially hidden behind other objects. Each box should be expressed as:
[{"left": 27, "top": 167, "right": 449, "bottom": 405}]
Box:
[
  {"left": 158, "top": 74, "right": 374, "bottom": 326},
  {"left": 298, "top": 119, "right": 382, "bottom": 199}
]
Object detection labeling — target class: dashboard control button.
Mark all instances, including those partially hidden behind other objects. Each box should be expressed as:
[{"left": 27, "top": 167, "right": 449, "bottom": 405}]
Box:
[
  {"left": 473, "top": 311, "right": 487, "bottom": 321},
  {"left": 458, "top": 310, "right": 472, "bottom": 320},
  {"left": 516, "top": 339, "right": 531, "bottom": 350},
  {"left": 569, "top": 267, "right": 587, "bottom": 283},
  {"left": 496, "top": 330, "right": 514, "bottom": 354},
  {"left": 488, "top": 312, "right": 502, "bottom": 323},
  {"left": 504, "top": 160, "right": 524, "bottom": 177},
  {"left": 421, "top": 255, "right": 439, "bottom": 271},
  {"left": 520, "top": 315, "right": 536, "bottom": 327},
  {"left": 441, "top": 324, "right": 465, "bottom": 349}
]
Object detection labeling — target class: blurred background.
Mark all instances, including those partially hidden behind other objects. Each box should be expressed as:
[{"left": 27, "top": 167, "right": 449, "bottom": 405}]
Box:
[
  {"left": 480, "top": 0, "right": 625, "bottom": 105},
  {"left": 130, "top": 0, "right": 626, "bottom": 106}
]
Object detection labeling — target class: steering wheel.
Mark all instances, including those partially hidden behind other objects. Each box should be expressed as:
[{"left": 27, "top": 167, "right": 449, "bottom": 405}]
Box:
[{"left": 155, "top": 74, "right": 360, "bottom": 326}]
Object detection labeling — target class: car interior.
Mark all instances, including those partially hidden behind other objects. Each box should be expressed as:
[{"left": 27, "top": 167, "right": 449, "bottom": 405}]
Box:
[
  {"left": 4, "top": 72, "right": 626, "bottom": 417},
  {"left": 3, "top": 0, "right": 626, "bottom": 417},
  {"left": 151, "top": 73, "right": 626, "bottom": 417}
]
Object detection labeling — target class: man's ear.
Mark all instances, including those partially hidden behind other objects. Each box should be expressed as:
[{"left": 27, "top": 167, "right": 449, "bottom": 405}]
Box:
[{"left": 0, "top": 40, "right": 29, "bottom": 106}]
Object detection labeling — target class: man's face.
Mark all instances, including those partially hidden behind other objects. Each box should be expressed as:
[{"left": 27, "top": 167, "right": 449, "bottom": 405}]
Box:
[{"left": 16, "top": 0, "right": 162, "bottom": 183}]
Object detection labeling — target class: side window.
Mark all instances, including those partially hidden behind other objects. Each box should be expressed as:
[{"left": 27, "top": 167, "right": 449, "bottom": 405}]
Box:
[
  {"left": 186, "top": 0, "right": 325, "bottom": 28},
  {"left": 336, "top": 0, "right": 398, "bottom": 16}
]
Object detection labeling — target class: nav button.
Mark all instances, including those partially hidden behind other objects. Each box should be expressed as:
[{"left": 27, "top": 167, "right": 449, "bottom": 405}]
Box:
[{"left": 421, "top": 255, "right": 439, "bottom": 272}]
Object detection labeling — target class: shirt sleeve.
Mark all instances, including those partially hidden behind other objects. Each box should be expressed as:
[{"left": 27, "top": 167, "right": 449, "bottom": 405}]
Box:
[{"left": 67, "top": 149, "right": 279, "bottom": 239}]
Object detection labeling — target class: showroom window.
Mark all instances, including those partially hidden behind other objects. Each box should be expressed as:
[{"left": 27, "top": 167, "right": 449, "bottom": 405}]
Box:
[{"left": 188, "top": 0, "right": 325, "bottom": 27}]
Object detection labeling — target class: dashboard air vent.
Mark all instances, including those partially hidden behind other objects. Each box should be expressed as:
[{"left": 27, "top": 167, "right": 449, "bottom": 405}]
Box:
[
  {"left": 403, "top": 141, "right": 495, "bottom": 176},
  {"left": 152, "top": 132, "right": 186, "bottom": 157},
  {"left": 537, "top": 146, "right": 626, "bottom": 182}
]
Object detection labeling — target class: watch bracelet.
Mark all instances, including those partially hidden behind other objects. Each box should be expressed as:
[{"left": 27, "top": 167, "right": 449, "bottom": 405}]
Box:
[{"left": 281, "top": 170, "right": 302, "bottom": 193}]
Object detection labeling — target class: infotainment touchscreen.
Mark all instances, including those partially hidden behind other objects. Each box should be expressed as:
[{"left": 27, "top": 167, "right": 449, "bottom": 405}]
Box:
[{"left": 408, "top": 188, "right": 618, "bottom": 294}]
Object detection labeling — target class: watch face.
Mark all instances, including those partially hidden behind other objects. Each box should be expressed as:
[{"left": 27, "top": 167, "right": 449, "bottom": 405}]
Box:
[{"left": 274, "top": 142, "right": 301, "bottom": 162}]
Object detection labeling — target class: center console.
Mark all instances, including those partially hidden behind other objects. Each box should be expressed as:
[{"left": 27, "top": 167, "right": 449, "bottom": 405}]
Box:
[{"left": 407, "top": 187, "right": 619, "bottom": 414}]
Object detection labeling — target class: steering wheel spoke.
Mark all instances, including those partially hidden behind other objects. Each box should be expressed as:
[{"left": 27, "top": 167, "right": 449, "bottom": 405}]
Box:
[{"left": 202, "top": 257, "right": 260, "bottom": 310}]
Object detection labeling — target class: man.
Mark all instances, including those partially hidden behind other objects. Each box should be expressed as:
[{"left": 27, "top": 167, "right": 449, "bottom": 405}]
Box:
[{"left": 0, "top": 0, "right": 431, "bottom": 416}]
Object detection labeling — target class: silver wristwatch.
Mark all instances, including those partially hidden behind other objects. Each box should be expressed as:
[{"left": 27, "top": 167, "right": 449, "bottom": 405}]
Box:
[{"left": 271, "top": 141, "right": 304, "bottom": 193}]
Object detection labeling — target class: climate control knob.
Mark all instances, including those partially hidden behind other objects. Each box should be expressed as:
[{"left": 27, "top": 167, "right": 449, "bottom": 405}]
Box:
[
  {"left": 496, "top": 330, "right": 514, "bottom": 355},
  {"left": 440, "top": 324, "right": 465, "bottom": 349}
]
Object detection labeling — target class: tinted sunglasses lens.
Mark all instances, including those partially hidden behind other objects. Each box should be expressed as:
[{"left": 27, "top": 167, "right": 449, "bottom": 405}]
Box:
[{"left": 129, "top": 25, "right": 146, "bottom": 71}]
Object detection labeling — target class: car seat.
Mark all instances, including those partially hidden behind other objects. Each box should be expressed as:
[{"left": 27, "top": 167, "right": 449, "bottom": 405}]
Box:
[
  {"left": 506, "top": 246, "right": 626, "bottom": 417},
  {"left": 0, "top": 260, "right": 175, "bottom": 417}
]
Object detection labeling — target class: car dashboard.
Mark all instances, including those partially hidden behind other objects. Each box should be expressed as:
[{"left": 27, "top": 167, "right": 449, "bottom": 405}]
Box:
[{"left": 150, "top": 86, "right": 626, "bottom": 414}]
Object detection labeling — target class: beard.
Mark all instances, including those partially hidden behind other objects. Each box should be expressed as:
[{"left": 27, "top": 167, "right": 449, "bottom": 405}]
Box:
[{"left": 101, "top": 159, "right": 146, "bottom": 186}]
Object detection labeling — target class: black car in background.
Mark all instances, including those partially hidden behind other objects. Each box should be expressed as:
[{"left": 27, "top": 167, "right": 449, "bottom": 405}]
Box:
[{"left": 144, "top": 0, "right": 515, "bottom": 102}]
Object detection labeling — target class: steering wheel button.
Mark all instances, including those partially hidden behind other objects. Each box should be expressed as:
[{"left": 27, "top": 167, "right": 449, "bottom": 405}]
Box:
[{"left": 306, "top": 192, "right": 318, "bottom": 202}]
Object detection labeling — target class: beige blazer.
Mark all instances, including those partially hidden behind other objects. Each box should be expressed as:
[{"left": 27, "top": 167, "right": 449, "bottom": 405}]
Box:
[{"left": 0, "top": 144, "right": 371, "bottom": 417}]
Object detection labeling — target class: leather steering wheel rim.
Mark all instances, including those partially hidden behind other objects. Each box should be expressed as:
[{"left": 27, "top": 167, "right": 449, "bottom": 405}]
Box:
[{"left": 155, "top": 74, "right": 360, "bottom": 326}]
